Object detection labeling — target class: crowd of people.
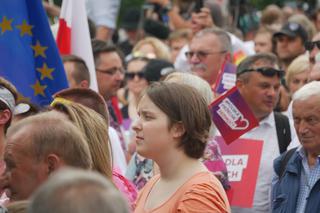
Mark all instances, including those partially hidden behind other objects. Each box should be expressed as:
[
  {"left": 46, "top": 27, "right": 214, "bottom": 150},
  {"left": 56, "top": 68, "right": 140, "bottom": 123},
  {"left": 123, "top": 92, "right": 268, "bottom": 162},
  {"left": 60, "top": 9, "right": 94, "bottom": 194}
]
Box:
[{"left": 0, "top": 0, "right": 320, "bottom": 212}]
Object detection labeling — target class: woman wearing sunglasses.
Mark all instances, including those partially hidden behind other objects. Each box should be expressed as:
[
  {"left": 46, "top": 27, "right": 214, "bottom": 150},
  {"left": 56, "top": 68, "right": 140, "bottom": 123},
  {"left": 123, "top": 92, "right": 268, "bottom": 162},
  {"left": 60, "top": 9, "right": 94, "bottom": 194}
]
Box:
[
  {"left": 118, "top": 57, "right": 149, "bottom": 121},
  {"left": 133, "top": 82, "right": 230, "bottom": 213}
]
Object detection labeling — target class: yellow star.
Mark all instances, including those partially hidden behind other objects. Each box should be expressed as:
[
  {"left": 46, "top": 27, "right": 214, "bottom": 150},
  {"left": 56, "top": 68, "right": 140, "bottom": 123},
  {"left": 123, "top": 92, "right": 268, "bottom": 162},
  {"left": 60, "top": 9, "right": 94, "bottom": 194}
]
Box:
[
  {"left": 16, "top": 20, "right": 33, "bottom": 36},
  {"left": 31, "top": 80, "right": 47, "bottom": 97},
  {"left": 31, "top": 40, "right": 48, "bottom": 58},
  {"left": 17, "top": 93, "right": 31, "bottom": 102},
  {"left": 36, "top": 63, "right": 55, "bottom": 80},
  {"left": 0, "top": 16, "right": 13, "bottom": 34}
]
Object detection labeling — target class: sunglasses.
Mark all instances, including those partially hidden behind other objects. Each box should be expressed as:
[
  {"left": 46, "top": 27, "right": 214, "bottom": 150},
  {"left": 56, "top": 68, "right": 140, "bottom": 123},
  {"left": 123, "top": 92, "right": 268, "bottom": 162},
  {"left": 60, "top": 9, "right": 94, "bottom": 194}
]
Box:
[
  {"left": 185, "top": 50, "right": 226, "bottom": 60},
  {"left": 125, "top": 71, "right": 145, "bottom": 80},
  {"left": 304, "top": 40, "right": 320, "bottom": 51},
  {"left": 237, "top": 67, "right": 284, "bottom": 78}
]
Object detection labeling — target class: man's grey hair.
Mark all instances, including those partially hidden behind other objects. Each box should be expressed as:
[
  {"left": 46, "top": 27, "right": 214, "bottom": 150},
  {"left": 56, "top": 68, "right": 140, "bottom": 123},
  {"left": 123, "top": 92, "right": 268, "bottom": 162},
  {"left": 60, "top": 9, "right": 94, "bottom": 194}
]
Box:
[
  {"left": 292, "top": 81, "right": 320, "bottom": 101},
  {"left": 194, "top": 27, "right": 232, "bottom": 54},
  {"left": 28, "top": 168, "right": 129, "bottom": 213},
  {"left": 236, "top": 52, "right": 279, "bottom": 82}
]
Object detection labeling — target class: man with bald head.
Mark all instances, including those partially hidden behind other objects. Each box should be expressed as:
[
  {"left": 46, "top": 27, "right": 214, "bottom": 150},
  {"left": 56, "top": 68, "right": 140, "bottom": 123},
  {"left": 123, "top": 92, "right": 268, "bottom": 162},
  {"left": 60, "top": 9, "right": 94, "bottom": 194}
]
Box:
[{"left": 1, "top": 112, "right": 92, "bottom": 201}]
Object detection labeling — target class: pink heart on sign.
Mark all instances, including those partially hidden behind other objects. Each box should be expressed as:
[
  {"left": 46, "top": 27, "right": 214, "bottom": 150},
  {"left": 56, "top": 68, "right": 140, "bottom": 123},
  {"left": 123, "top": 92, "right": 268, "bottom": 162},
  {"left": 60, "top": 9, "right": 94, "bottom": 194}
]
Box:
[{"left": 234, "top": 116, "right": 249, "bottom": 130}]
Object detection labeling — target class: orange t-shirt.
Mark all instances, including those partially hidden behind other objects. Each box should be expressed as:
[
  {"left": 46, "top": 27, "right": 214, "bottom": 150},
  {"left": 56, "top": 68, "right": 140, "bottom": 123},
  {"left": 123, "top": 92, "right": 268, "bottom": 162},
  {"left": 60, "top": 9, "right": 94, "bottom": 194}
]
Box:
[{"left": 134, "top": 171, "right": 230, "bottom": 213}]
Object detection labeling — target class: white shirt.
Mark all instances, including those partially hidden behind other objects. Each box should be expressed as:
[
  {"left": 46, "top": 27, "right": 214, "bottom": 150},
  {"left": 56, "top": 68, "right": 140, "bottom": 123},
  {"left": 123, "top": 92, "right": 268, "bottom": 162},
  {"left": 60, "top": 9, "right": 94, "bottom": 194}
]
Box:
[
  {"left": 109, "top": 127, "right": 127, "bottom": 175},
  {"left": 232, "top": 112, "right": 297, "bottom": 213},
  {"left": 85, "top": 0, "right": 120, "bottom": 29}
]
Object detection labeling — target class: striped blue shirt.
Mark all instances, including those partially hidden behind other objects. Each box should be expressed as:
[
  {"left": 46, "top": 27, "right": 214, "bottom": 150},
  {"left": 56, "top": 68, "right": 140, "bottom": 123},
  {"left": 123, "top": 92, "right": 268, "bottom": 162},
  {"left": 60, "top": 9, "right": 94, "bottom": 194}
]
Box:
[{"left": 296, "top": 147, "right": 320, "bottom": 213}]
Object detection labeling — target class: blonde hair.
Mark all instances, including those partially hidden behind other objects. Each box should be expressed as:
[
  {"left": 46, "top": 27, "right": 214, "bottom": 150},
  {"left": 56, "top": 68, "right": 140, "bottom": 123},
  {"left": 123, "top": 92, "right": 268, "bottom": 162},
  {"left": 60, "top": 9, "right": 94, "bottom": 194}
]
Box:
[
  {"left": 51, "top": 101, "right": 113, "bottom": 180},
  {"left": 286, "top": 55, "right": 310, "bottom": 85},
  {"left": 133, "top": 37, "right": 171, "bottom": 61},
  {"left": 164, "top": 72, "right": 214, "bottom": 104},
  {"left": 7, "top": 200, "right": 29, "bottom": 213},
  {"left": 168, "top": 28, "right": 191, "bottom": 42}
]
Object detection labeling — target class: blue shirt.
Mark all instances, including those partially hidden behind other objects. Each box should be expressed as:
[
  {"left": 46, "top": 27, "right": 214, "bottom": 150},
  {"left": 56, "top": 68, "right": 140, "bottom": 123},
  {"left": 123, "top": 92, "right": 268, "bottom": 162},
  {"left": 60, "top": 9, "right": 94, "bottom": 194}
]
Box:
[{"left": 296, "top": 147, "right": 320, "bottom": 213}]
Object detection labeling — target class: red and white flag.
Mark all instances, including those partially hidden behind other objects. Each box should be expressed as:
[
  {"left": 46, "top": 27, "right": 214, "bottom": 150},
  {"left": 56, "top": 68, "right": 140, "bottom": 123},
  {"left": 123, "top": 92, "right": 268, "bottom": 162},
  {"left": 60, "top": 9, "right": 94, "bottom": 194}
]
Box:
[{"left": 56, "top": 0, "right": 98, "bottom": 91}]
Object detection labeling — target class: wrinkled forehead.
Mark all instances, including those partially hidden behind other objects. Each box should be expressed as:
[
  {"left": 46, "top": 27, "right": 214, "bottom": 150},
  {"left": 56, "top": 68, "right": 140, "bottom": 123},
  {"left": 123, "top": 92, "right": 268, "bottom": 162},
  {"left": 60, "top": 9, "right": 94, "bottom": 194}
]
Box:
[
  {"left": 190, "top": 33, "right": 221, "bottom": 50},
  {"left": 292, "top": 95, "right": 320, "bottom": 114},
  {"left": 5, "top": 127, "right": 33, "bottom": 157}
]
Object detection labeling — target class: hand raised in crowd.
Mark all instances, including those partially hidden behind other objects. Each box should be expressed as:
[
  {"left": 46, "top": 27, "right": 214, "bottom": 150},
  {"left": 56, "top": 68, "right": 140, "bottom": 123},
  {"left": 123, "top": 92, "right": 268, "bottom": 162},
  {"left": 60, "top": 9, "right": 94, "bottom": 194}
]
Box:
[{"left": 191, "top": 7, "right": 214, "bottom": 31}]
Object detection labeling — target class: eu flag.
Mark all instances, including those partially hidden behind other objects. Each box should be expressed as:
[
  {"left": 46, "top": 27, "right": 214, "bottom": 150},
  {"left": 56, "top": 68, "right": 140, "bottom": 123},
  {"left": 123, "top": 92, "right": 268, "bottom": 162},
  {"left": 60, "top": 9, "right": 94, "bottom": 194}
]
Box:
[{"left": 0, "top": 0, "right": 68, "bottom": 106}]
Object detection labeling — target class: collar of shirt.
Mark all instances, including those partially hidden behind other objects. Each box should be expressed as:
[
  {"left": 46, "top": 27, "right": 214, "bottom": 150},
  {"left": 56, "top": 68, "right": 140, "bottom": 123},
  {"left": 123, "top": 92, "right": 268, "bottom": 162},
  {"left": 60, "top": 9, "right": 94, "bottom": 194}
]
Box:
[
  {"left": 252, "top": 111, "right": 274, "bottom": 130},
  {"left": 298, "top": 146, "right": 320, "bottom": 165}
]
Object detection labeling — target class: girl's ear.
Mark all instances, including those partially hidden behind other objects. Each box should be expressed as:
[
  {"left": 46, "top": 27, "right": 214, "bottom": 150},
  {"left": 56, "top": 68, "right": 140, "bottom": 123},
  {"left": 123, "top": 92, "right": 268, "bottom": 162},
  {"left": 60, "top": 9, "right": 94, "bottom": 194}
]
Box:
[{"left": 172, "top": 122, "right": 185, "bottom": 139}]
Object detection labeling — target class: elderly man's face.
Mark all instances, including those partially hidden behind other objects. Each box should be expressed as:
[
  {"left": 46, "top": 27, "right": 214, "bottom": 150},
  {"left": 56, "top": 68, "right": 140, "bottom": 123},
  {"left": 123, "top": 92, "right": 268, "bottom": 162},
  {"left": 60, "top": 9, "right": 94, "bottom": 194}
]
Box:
[
  {"left": 293, "top": 95, "right": 320, "bottom": 154},
  {"left": 3, "top": 127, "right": 47, "bottom": 201},
  {"left": 188, "top": 33, "right": 228, "bottom": 85}
]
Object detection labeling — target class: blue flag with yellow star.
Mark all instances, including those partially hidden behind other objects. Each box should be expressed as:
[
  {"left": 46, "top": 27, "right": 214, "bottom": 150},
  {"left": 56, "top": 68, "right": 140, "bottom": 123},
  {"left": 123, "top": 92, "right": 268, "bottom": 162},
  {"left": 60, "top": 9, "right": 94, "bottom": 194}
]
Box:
[{"left": 0, "top": 0, "right": 68, "bottom": 105}]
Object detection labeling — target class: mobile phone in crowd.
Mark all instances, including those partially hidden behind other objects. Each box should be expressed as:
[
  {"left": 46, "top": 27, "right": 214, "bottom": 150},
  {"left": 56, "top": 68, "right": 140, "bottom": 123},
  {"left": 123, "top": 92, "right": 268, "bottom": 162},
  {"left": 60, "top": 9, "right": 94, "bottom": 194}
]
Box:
[{"left": 194, "top": 0, "right": 204, "bottom": 13}]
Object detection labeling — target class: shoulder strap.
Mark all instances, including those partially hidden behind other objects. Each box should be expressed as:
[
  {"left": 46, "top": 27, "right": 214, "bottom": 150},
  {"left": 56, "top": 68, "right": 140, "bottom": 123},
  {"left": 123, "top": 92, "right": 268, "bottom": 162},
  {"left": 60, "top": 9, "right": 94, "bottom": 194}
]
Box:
[
  {"left": 274, "top": 112, "right": 292, "bottom": 154},
  {"left": 279, "top": 147, "right": 298, "bottom": 179}
]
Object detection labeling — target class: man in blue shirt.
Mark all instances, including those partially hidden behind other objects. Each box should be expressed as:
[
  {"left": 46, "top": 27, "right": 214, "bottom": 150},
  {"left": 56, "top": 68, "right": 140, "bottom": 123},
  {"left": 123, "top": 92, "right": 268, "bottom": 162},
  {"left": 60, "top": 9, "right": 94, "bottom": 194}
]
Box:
[{"left": 272, "top": 81, "right": 320, "bottom": 213}]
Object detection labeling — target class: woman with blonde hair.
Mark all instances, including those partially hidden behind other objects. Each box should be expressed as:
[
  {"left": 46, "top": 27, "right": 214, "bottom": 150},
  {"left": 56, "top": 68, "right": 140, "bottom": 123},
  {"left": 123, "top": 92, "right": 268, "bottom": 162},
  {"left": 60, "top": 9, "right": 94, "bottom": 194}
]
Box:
[
  {"left": 131, "top": 37, "right": 171, "bottom": 61},
  {"left": 50, "top": 99, "right": 137, "bottom": 210},
  {"left": 284, "top": 55, "right": 310, "bottom": 118},
  {"left": 51, "top": 100, "right": 112, "bottom": 178},
  {"left": 286, "top": 55, "right": 310, "bottom": 97}
]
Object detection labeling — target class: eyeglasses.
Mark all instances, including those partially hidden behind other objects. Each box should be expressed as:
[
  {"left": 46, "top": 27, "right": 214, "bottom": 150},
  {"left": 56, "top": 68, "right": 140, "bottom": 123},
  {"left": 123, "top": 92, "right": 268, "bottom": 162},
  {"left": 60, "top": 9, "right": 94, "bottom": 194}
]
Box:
[
  {"left": 125, "top": 71, "right": 145, "bottom": 80},
  {"left": 185, "top": 50, "right": 227, "bottom": 60},
  {"left": 304, "top": 40, "right": 320, "bottom": 51},
  {"left": 96, "top": 67, "right": 124, "bottom": 75},
  {"left": 237, "top": 67, "right": 284, "bottom": 78}
]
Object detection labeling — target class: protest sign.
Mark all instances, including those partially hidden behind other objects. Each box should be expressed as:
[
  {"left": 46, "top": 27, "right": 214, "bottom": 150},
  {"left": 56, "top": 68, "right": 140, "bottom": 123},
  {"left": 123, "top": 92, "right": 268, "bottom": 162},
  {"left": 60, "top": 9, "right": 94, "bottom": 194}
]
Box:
[
  {"left": 214, "top": 136, "right": 263, "bottom": 208},
  {"left": 214, "top": 62, "right": 237, "bottom": 94},
  {"left": 209, "top": 86, "right": 259, "bottom": 144}
]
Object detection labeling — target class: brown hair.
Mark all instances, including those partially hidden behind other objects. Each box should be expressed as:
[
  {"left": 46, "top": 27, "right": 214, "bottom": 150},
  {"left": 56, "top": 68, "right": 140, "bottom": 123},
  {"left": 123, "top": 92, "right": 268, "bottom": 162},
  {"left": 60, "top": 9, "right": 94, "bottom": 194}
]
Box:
[
  {"left": 62, "top": 54, "right": 90, "bottom": 86},
  {"left": 143, "top": 82, "right": 212, "bottom": 159},
  {"left": 53, "top": 88, "right": 109, "bottom": 123}
]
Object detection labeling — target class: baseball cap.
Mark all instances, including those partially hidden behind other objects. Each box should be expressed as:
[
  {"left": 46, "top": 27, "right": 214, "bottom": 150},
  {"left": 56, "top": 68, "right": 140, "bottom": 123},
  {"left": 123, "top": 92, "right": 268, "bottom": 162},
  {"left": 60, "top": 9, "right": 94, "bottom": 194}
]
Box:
[
  {"left": 0, "top": 86, "right": 15, "bottom": 112},
  {"left": 273, "top": 22, "right": 308, "bottom": 41},
  {"left": 142, "top": 59, "right": 175, "bottom": 82}
]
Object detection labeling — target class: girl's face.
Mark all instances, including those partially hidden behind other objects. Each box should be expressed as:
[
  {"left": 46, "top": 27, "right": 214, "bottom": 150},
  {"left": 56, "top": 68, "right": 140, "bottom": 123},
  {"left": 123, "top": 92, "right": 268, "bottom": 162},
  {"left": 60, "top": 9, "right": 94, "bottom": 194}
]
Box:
[
  {"left": 132, "top": 95, "right": 177, "bottom": 159},
  {"left": 126, "top": 60, "right": 148, "bottom": 96}
]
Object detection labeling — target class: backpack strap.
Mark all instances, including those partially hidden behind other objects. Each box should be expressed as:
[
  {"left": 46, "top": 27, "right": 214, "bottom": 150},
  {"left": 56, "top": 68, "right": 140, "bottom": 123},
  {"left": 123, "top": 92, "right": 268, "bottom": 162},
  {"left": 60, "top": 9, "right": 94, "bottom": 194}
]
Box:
[
  {"left": 274, "top": 112, "right": 291, "bottom": 154},
  {"left": 278, "top": 147, "right": 298, "bottom": 179}
]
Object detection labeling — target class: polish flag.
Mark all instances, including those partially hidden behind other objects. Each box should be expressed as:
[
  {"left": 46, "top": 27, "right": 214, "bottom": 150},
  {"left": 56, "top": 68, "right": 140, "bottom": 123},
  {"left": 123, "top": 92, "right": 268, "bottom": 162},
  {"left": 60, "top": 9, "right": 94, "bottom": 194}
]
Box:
[{"left": 56, "top": 0, "right": 98, "bottom": 91}]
